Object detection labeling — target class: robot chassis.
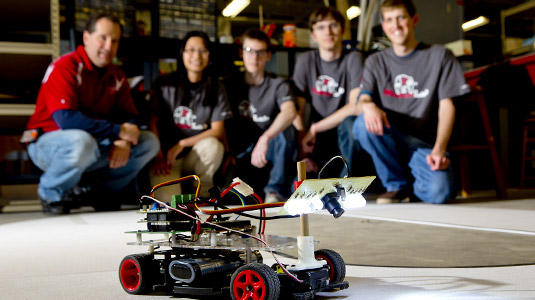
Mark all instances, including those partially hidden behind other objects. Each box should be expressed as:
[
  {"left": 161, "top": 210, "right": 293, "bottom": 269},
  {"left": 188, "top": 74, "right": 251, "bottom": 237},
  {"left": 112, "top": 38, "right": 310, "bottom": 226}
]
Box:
[{"left": 119, "top": 169, "right": 374, "bottom": 300}]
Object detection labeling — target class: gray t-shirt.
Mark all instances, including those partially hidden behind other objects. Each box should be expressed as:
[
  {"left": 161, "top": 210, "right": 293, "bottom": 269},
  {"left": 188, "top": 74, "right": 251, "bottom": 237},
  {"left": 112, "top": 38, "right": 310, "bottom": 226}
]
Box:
[
  {"left": 361, "top": 43, "right": 470, "bottom": 144},
  {"left": 292, "top": 50, "right": 363, "bottom": 122},
  {"left": 226, "top": 72, "right": 295, "bottom": 131},
  {"left": 224, "top": 72, "right": 295, "bottom": 154},
  {"left": 151, "top": 72, "right": 232, "bottom": 149}
]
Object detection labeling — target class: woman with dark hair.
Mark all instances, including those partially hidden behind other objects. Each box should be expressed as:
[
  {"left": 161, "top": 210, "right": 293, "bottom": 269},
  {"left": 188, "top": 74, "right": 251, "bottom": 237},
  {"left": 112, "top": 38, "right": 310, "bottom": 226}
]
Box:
[{"left": 149, "top": 31, "right": 232, "bottom": 199}]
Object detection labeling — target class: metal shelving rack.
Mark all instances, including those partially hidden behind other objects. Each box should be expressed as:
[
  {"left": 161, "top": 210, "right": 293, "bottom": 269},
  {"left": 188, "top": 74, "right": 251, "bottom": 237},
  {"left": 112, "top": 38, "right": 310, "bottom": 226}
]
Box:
[
  {"left": 500, "top": 0, "right": 535, "bottom": 56},
  {"left": 0, "top": 0, "right": 60, "bottom": 116}
]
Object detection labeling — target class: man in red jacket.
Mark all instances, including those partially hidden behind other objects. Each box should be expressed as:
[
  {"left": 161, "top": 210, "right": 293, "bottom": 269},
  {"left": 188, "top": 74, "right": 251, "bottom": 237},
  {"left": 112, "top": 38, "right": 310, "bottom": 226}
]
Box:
[{"left": 25, "top": 13, "right": 159, "bottom": 214}]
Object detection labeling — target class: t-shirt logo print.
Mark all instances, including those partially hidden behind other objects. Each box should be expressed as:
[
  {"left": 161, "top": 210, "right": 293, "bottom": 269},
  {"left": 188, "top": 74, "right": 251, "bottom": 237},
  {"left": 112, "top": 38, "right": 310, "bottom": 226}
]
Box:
[
  {"left": 238, "top": 100, "right": 252, "bottom": 119},
  {"left": 384, "top": 74, "right": 429, "bottom": 99},
  {"left": 239, "top": 100, "right": 270, "bottom": 123},
  {"left": 312, "top": 75, "right": 345, "bottom": 98},
  {"left": 173, "top": 106, "right": 206, "bottom": 130}
]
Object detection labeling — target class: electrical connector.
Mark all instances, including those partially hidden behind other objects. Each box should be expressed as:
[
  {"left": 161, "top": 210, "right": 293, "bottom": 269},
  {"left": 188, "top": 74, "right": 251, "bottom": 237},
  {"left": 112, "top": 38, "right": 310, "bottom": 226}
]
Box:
[{"left": 231, "top": 177, "right": 254, "bottom": 197}]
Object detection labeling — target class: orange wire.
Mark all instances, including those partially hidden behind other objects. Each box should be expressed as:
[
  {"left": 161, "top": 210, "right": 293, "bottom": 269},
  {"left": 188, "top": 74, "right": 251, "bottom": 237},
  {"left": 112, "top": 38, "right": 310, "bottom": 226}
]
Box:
[
  {"left": 150, "top": 175, "right": 201, "bottom": 198},
  {"left": 195, "top": 201, "right": 284, "bottom": 215}
]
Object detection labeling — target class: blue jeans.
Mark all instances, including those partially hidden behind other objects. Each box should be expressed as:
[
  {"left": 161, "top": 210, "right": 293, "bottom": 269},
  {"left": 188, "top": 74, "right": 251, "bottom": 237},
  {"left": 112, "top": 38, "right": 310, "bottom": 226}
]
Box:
[
  {"left": 337, "top": 116, "right": 359, "bottom": 177},
  {"left": 352, "top": 116, "right": 454, "bottom": 204},
  {"left": 308, "top": 116, "right": 358, "bottom": 178},
  {"left": 28, "top": 129, "right": 159, "bottom": 202},
  {"left": 236, "top": 127, "right": 297, "bottom": 197}
]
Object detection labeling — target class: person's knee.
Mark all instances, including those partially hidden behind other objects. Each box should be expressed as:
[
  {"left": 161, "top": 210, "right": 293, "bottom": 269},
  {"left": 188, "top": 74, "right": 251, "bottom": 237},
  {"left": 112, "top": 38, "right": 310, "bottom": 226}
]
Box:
[
  {"left": 194, "top": 137, "right": 224, "bottom": 162},
  {"left": 136, "top": 131, "right": 160, "bottom": 158},
  {"left": 415, "top": 175, "right": 452, "bottom": 204},
  {"left": 276, "top": 127, "right": 297, "bottom": 148},
  {"left": 428, "top": 183, "right": 451, "bottom": 204},
  {"left": 352, "top": 115, "right": 367, "bottom": 140},
  {"left": 338, "top": 116, "right": 357, "bottom": 135},
  {"left": 64, "top": 130, "right": 99, "bottom": 167}
]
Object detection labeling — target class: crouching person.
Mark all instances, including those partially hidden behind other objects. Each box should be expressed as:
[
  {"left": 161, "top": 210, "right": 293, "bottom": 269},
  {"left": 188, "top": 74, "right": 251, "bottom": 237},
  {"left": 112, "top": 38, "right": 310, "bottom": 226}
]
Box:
[
  {"left": 25, "top": 13, "right": 159, "bottom": 214},
  {"left": 149, "top": 31, "right": 232, "bottom": 201}
]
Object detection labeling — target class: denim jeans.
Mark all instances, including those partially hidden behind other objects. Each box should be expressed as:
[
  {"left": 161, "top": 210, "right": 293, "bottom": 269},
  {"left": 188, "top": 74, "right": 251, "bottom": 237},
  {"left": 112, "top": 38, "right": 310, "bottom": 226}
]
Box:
[
  {"left": 352, "top": 116, "right": 454, "bottom": 204},
  {"left": 236, "top": 127, "right": 297, "bottom": 197},
  {"left": 28, "top": 129, "right": 159, "bottom": 202},
  {"left": 306, "top": 116, "right": 359, "bottom": 178},
  {"left": 337, "top": 116, "right": 359, "bottom": 177}
]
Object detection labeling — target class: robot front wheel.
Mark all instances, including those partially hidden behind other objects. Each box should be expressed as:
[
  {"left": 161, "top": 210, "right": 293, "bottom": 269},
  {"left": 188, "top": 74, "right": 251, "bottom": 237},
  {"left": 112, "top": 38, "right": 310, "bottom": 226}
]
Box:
[
  {"left": 230, "top": 262, "right": 281, "bottom": 300},
  {"left": 119, "top": 253, "right": 156, "bottom": 295}
]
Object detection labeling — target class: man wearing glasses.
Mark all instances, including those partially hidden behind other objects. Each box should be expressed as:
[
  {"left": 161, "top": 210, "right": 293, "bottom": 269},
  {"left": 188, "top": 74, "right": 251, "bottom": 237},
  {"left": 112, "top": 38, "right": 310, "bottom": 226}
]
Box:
[
  {"left": 292, "top": 6, "right": 364, "bottom": 177},
  {"left": 224, "top": 29, "right": 297, "bottom": 203}
]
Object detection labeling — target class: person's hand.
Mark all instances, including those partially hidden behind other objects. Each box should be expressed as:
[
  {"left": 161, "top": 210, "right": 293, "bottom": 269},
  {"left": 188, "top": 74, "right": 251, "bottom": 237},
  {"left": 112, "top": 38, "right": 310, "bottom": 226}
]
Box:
[
  {"left": 426, "top": 148, "right": 450, "bottom": 171},
  {"left": 301, "top": 128, "right": 317, "bottom": 156},
  {"left": 302, "top": 157, "right": 318, "bottom": 174},
  {"left": 108, "top": 139, "right": 131, "bottom": 169},
  {"left": 152, "top": 151, "right": 170, "bottom": 176},
  {"left": 119, "top": 123, "right": 140, "bottom": 145},
  {"left": 363, "top": 102, "right": 390, "bottom": 135},
  {"left": 251, "top": 135, "right": 269, "bottom": 168},
  {"left": 167, "top": 142, "right": 185, "bottom": 165}
]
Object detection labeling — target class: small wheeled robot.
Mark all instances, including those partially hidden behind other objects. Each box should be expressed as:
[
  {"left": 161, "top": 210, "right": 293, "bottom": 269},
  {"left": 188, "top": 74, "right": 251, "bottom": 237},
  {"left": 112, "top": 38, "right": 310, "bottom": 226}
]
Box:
[{"left": 119, "top": 161, "right": 374, "bottom": 299}]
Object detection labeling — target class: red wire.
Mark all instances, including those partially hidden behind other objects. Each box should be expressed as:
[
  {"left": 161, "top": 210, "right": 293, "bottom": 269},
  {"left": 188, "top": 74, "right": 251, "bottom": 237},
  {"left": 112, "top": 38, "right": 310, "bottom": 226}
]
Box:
[
  {"left": 142, "top": 195, "right": 304, "bottom": 284},
  {"left": 221, "top": 182, "right": 240, "bottom": 197}
]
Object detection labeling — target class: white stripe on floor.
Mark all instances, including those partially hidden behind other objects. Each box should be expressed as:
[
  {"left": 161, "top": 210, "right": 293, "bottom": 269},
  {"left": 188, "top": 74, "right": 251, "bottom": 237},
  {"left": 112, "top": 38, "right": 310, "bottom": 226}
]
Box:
[{"left": 341, "top": 212, "right": 535, "bottom": 236}]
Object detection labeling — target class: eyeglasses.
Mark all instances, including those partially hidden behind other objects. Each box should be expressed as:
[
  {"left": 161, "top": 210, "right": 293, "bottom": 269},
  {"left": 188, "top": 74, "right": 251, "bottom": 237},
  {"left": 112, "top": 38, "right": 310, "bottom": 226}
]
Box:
[
  {"left": 184, "top": 48, "right": 209, "bottom": 55},
  {"left": 243, "top": 47, "right": 269, "bottom": 57},
  {"left": 313, "top": 22, "right": 341, "bottom": 32}
]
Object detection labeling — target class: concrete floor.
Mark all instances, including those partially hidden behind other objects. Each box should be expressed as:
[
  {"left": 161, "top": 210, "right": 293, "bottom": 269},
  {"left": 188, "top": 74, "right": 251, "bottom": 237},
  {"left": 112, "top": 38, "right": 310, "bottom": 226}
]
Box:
[{"left": 0, "top": 186, "right": 534, "bottom": 300}]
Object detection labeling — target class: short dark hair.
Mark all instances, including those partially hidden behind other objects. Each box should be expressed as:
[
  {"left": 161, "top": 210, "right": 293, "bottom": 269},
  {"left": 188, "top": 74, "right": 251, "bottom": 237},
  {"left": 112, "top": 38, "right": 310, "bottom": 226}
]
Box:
[
  {"left": 85, "top": 13, "right": 123, "bottom": 35},
  {"left": 309, "top": 6, "right": 346, "bottom": 31},
  {"left": 178, "top": 30, "right": 213, "bottom": 75},
  {"left": 242, "top": 29, "right": 272, "bottom": 52},
  {"left": 180, "top": 30, "right": 212, "bottom": 58},
  {"left": 381, "top": 0, "right": 417, "bottom": 17}
]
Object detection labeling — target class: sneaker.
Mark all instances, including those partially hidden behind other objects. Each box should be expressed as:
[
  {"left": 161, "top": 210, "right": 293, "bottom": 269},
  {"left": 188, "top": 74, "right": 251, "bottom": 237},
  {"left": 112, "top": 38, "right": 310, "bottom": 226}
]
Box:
[
  {"left": 376, "top": 190, "right": 410, "bottom": 204},
  {"left": 264, "top": 193, "right": 284, "bottom": 204},
  {"left": 39, "top": 186, "right": 86, "bottom": 215},
  {"left": 39, "top": 197, "right": 71, "bottom": 215}
]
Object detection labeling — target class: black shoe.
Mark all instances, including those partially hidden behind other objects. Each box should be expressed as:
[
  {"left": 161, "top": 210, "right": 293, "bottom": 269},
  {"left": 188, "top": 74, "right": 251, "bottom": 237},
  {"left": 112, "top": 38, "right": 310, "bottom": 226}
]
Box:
[
  {"left": 40, "top": 198, "right": 71, "bottom": 215},
  {"left": 39, "top": 185, "right": 88, "bottom": 214}
]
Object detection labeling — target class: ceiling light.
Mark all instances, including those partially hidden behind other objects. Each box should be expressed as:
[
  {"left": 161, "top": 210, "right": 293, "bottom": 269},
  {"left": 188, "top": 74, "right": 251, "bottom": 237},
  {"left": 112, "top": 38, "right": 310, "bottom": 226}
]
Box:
[
  {"left": 462, "top": 16, "right": 489, "bottom": 32},
  {"left": 347, "top": 6, "right": 361, "bottom": 20},
  {"left": 222, "top": 0, "right": 250, "bottom": 18}
]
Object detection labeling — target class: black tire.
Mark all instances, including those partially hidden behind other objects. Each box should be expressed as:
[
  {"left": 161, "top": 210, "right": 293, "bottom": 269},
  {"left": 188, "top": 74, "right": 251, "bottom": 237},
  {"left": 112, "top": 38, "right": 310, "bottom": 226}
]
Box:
[
  {"left": 230, "top": 263, "right": 280, "bottom": 300},
  {"left": 315, "top": 249, "right": 346, "bottom": 284},
  {"left": 119, "top": 254, "right": 154, "bottom": 294}
]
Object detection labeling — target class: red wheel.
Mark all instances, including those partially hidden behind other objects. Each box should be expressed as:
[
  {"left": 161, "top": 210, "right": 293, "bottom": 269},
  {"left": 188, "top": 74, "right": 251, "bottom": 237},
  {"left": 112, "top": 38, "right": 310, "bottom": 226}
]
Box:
[
  {"left": 230, "top": 263, "right": 280, "bottom": 300},
  {"left": 119, "top": 254, "right": 153, "bottom": 294},
  {"left": 315, "top": 249, "right": 346, "bottom": 284}
]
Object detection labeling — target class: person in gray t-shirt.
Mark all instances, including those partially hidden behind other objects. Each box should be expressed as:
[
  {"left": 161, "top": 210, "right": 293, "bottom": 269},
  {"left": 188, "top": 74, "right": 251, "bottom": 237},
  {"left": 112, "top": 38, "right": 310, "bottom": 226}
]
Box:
[
  {"left": 149, "top": 31, "right": 232, "bottom": 199},
  {"left": 224, "top": 29, "right": 297, "bottom": 202},
  {"left": 292, "top": 6, "right": 364, "bottom": 177},
  {"left": 352, "top": 0, "right": 470, "bottom": 204}
]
